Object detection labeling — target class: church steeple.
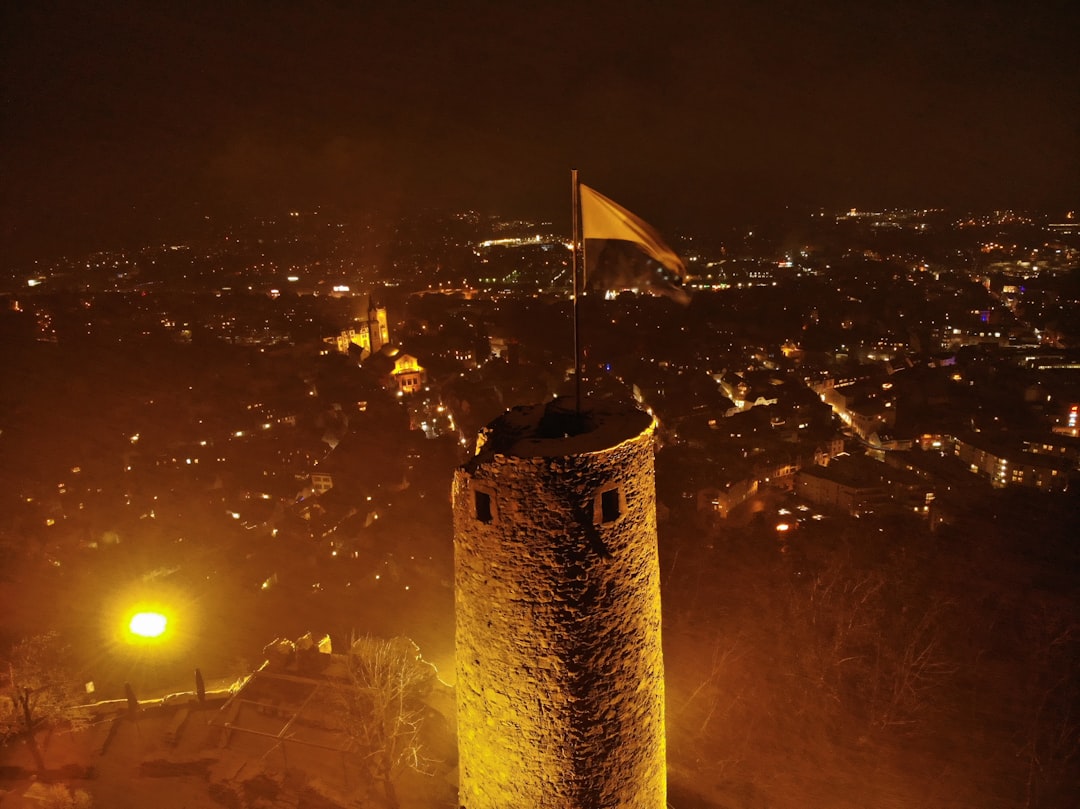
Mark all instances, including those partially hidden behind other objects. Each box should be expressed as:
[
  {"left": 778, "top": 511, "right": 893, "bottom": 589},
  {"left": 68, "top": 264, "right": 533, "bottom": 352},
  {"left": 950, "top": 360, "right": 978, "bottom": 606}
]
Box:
[{"left": 368, "top": 295, "right": 389, "bottom": 353}]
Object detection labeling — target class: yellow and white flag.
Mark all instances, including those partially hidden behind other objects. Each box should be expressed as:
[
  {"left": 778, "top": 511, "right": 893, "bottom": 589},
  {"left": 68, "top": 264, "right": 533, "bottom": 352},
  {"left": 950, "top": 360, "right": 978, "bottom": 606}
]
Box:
[{"left": 579, "top": 183, "right": 686, "bottom": 280}]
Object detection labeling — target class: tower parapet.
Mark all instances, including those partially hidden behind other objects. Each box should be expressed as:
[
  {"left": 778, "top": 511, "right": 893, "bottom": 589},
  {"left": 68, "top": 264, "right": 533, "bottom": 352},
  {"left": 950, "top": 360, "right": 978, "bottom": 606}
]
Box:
[{"left": 453, "top": 397, "right": 666, "bottom": 808}]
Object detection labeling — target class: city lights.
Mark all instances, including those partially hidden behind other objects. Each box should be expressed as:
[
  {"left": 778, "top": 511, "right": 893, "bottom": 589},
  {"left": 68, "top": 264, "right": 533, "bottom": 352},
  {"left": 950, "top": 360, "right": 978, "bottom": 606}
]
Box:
[{"left": 0, "top": 2, "right": 1075, "bottom": 806}]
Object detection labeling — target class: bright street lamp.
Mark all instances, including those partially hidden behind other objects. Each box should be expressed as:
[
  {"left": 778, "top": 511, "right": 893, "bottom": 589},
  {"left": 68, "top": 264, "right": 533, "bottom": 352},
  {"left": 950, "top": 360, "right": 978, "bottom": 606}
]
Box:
[{"left": 128, "top": 612, "right": 168, "bottom": 639}]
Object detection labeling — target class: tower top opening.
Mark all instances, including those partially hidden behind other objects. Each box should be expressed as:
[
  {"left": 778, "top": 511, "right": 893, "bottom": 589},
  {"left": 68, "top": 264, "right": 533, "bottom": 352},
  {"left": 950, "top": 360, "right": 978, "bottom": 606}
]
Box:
[{"left": 468, "top": 397, "right": 653, "bottom": 465}]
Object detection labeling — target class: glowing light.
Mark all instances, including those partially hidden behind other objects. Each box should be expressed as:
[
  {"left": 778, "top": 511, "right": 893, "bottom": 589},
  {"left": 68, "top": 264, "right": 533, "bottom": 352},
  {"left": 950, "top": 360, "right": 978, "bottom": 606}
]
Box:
[{"left": 128, "top": 612, "right": 167, "bottom": 638}]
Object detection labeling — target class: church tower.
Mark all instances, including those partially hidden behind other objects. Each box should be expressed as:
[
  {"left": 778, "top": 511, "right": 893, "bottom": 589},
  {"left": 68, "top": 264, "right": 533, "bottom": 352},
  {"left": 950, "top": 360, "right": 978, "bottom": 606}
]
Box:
[
  {"left": 452, "top": 397, "right": 666, "bottom": 808},
  {"left": 368, "top": 297, "right": 389, "bottom": 353}
]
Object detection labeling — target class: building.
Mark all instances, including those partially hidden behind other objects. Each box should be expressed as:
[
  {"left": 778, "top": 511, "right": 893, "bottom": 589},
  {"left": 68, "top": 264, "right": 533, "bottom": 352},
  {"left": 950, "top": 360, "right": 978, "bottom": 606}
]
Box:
[
  {"left": 310, "top": 471, "right": 333, "bottom": 495},
  {"left": 361, "top": 345, "right": 429, "bottom": 395},
  {"left": 207, "top": 633, "right": 456, "bottom": 800},
  {"left": 452, "top": 398, "right": 666, "bottom": 808},
  {"left": 699, "top": 474, "right": 758, "bottom": 519},
  {"left": 795, "top": 461, "right": 887, "bottom": 517},
  {"left": 368, "top": 299, "right": 389, "bottom": 354},
  {"left": 818, "top": 379, "right": 897, "bottom": 441},
  {"left": 795, "top": 453, "right": 931, "bottom": 517},
  {"left": 323, "top": 298, "right": 390, "bottom": 358},
  {"left": 954, "top": 433, "right": 1070, "bottom": 491},
  {"left": 389, "top": 350, "right": 426, "bottom": 394}
]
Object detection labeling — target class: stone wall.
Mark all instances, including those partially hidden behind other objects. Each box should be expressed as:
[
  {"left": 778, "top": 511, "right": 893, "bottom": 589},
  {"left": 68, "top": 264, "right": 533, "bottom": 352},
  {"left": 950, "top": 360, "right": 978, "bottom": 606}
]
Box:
[{"left": 453, "top": 409, "right": 665, "bottom": 808}]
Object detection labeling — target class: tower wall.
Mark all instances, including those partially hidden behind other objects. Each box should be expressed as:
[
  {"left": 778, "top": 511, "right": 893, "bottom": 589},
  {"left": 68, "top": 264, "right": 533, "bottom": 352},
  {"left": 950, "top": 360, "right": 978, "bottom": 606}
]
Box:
[
  {"left": 369, "top": 305, "right": 389, "bottom": 352},
  {"left": 453, "top": 401, "right": 665, "bottom": 808}
]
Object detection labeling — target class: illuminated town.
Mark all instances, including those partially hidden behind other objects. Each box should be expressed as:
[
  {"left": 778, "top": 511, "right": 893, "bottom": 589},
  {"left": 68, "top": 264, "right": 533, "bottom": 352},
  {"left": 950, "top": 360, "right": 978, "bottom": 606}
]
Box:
[
  {"left": 2, "top": 201, "right": 1078, "bottom": 807},
  {"left": 2, "top": 2, "right": 1079, "bottom": 808}
]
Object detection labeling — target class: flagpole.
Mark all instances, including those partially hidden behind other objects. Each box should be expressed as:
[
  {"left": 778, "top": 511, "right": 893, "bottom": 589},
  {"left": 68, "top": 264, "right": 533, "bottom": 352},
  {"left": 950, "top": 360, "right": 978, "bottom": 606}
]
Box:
[{"left": 571, "top": 169, "right": 582, "bottom": 414}]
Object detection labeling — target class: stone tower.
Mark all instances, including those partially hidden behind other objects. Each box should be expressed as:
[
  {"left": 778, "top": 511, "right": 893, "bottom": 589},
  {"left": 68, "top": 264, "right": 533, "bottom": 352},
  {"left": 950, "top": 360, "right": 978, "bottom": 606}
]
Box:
[{"left": 453, "top": 397, "right": 666, "bottom": 808}]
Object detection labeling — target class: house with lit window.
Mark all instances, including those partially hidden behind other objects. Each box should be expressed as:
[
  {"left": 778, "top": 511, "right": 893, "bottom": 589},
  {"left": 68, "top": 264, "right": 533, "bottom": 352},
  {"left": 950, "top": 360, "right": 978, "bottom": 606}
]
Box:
[
  {"left": 310, "top": 471, "right": 334, "bottom": 495},
  {"left": 388, "top": 349, "right": 426, "bottom": 394},
  {"left": 361, "top": 344, "right": 428, "bottom": 396},
  {"left": 954, "top": 433, "right": 1070, "bottom": 492},
  {"left": 1023, "top": 433, "right": 1080, "bottom": 467},
  {"left": 795, "top": 453, "right": 930, "bottom": 517},
  {"left": 795, "top": 459, "right": 887, "bottom": 517},
  {"left": 698, "top": 475, "right": 758, "bottom": 519}
]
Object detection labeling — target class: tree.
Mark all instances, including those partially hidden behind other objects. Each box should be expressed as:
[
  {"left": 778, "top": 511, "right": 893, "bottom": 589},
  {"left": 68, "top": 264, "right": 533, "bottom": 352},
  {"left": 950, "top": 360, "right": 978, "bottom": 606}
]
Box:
[
  {"left": 0, "top": 632, "right": 84, "bottom": 771},
  {"left": 39, "top": 784, "right": 94, "bottom": 809},
  {"left": 333, "top": 635, "right": 437, "bottom": 809},
  {"left": 786, "top": 540, "right": 957, "bottom": 731},
  {"left": 1017, "top": 601, "right": 1080, "bottom": 809}
]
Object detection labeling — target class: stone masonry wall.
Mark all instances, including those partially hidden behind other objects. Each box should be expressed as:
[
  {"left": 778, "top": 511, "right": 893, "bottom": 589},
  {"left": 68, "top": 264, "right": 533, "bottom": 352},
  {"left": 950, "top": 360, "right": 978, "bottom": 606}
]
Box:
[{"left": 453, "top": 421, "right": 666, "bottom": 809}]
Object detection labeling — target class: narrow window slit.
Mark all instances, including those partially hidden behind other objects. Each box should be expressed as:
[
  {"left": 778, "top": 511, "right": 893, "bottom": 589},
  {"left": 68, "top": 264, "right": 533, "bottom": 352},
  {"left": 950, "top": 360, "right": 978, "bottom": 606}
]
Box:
[
  {"left": 600, "top": 488, "right": 621, "bottom": 523},
  {"left": 475, "top": 490, "right": 493, "bottom": 523}
]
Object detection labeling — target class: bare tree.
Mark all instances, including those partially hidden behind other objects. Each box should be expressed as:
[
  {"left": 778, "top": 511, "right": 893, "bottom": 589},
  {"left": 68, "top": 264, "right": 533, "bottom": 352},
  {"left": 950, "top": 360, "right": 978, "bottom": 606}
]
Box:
[
  {"left": 787, "top": 547, "right": 956, "bottom": 731},
  {"left": 39, "top": 784, "right": 94, "bottom": 809},
  {"left": 1018, "top": 602, "right": 1080, "bottom": 809},
  {"left": 1, "top": 632, "right": 85, "bottom": 771},
  {"left": 679, "top": 635, "right": 747, "bottom": 738},
  {"left": 866, "top": 594, "right": 957, "bottom": 729},
  {"left": 334, "top": 635, "right": 437, "bottom": 809}
]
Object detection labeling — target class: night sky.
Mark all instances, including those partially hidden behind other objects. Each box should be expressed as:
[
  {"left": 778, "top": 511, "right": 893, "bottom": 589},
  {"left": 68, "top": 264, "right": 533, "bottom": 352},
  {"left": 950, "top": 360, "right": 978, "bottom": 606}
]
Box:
[{"left": 3, "top": 0, "right": 1078, "bottom": 261}]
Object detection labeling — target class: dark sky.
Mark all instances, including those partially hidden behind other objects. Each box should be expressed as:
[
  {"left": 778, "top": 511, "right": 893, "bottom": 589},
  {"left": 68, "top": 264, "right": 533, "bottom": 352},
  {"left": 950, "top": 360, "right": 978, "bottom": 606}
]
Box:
[{"left": 2, "top": 0, "right": 1078, "bottom": 261}]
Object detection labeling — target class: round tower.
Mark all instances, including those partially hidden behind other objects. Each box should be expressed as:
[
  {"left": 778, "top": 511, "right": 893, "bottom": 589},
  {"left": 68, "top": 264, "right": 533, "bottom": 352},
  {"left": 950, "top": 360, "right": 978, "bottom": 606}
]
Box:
[{"left": 453, "top": 397, "right": 666, "bottom": 808}]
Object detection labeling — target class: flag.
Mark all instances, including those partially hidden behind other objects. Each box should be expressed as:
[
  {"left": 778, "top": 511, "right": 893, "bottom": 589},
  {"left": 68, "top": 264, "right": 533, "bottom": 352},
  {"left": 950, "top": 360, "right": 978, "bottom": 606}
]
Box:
[{"left": 579, "top": 183, "right": 686, "bottom": 280}]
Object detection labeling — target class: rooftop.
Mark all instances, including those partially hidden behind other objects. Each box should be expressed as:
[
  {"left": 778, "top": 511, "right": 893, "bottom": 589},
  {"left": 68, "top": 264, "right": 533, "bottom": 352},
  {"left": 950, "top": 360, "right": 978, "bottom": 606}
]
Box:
[{"left": 469, "top": 397, "right": 653, "bottom": 464}]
